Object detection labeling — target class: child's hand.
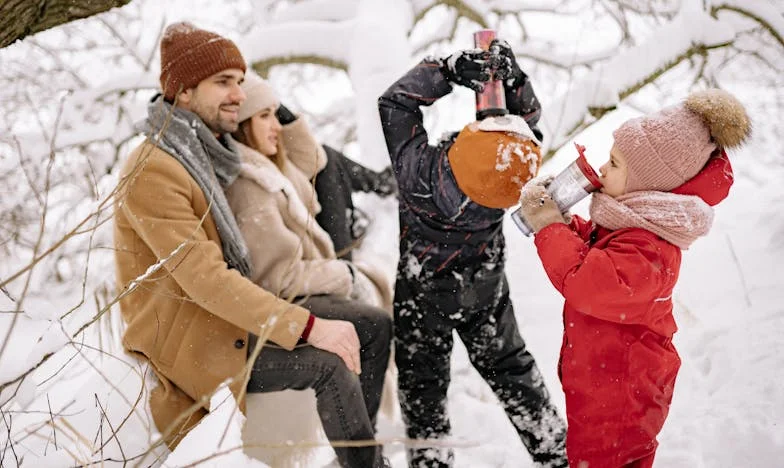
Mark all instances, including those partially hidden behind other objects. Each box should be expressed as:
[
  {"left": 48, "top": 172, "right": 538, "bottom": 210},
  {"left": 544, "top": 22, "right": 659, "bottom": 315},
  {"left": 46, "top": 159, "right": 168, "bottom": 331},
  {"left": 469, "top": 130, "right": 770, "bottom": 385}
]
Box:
[
  {"left": 439, "top": 48, "right": 493, "bottom": 92},
  {"left": 518, "top": 183, "right": 567, "bottom": 233},
  {"left": 489, "top": 39, "right": 526, "bottom": 89}
]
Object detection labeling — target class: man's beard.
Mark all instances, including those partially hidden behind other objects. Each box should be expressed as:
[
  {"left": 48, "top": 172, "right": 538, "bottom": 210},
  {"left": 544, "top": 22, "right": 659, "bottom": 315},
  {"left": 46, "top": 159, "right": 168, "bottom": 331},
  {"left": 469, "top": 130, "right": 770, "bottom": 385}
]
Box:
[{"left": 191, "top": 99, "right": 239, "bottom": 134}]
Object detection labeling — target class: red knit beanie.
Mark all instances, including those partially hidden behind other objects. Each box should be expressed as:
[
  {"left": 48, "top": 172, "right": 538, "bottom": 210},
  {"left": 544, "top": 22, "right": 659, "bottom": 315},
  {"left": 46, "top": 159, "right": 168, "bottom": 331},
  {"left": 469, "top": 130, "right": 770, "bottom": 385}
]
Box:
[
  {"left": 448, "top": 115, "right": 542, "bottom": 209},
  {"left": 159, "top": 22, "right": 246, "bottom": 101},
  {"left": 614, "top": 89, "right": 751, "bottom": 193}
]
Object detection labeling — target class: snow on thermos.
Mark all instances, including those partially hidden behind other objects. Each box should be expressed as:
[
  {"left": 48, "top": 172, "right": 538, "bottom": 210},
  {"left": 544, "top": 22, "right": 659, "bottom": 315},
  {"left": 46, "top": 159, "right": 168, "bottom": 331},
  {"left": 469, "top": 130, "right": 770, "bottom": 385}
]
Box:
[
  {"left": 512, "top": 143, "right": 603, "bottom": 236},
  {"left": 473, "top": 29, "right": 508, "bottom": 120}
]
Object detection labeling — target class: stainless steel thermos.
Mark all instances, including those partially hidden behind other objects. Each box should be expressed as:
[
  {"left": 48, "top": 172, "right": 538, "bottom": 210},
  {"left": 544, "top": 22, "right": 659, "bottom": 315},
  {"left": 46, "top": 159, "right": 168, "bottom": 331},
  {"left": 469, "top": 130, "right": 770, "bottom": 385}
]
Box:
[{"left": 512, "top": 143, "right": 602, "bottom": 235}]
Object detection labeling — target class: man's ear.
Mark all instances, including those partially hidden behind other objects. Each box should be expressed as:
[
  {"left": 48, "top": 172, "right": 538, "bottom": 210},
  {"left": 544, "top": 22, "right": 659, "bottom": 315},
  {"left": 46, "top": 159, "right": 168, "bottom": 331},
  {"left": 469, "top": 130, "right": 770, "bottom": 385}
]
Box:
[{"left": 177, "top": 88, "right": 193, "bottom": 108}]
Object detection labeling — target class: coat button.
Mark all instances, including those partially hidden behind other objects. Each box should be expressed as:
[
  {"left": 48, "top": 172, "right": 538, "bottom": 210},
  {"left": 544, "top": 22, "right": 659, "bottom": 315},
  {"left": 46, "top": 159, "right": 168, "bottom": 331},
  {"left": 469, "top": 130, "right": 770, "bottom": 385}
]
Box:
[{"left": 234, "top": 339, "right": 245, "bottom": 349}]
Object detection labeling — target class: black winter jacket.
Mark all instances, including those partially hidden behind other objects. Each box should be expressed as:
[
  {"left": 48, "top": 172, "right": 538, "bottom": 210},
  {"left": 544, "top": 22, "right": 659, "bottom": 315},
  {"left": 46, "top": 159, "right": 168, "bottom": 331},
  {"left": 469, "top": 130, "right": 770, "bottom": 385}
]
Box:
[{"left": 378, "top": 59, "right": 543, "bottom": 273}]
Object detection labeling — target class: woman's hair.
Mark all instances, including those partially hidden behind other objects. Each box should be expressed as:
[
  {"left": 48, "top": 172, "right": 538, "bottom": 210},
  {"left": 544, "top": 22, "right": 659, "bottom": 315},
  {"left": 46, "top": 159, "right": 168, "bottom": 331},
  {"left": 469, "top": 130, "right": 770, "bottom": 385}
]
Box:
[{"left": 233, "top": 117, "right": 287, "bottom": 170}]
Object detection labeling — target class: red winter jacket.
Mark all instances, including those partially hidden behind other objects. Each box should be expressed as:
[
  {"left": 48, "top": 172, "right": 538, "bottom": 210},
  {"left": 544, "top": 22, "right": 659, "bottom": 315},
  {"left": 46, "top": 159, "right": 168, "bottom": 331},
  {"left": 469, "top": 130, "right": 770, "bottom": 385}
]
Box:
[{"left": 533, "top": 152, "right": 733, "bottom": 467}]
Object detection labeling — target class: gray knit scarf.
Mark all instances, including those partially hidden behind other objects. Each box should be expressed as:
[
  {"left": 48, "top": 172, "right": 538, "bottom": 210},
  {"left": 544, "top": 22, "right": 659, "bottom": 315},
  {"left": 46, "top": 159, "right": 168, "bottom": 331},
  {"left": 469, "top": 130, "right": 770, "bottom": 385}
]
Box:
[{"left": 140, "top": 95, "right": 252, "bottom": 277}]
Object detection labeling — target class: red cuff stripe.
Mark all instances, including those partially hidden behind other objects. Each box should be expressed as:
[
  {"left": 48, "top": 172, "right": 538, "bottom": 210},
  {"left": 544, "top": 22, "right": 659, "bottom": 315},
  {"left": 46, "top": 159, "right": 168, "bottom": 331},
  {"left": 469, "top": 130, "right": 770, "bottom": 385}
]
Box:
[{"left": 300, "top": 314, "right": 316, "bottom": 341}]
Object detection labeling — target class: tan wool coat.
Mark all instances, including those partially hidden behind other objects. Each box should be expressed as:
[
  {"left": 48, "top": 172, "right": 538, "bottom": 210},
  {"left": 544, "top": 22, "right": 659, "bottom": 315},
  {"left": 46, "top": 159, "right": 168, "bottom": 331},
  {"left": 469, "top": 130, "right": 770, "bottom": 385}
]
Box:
[
  {"left": 225, "top": 118, "right": 393, "bottom": 307},
  {"left": 113, "top": 141, "right": 310, "bottom": 449}
]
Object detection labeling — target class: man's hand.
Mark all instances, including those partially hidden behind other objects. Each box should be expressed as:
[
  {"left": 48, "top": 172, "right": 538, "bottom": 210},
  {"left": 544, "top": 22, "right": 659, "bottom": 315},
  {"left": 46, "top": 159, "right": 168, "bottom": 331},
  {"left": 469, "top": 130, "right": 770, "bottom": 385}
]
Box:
[
  {"left": 518, "top": 182, "right": 567, "bottom": 233},
  {"left": 489, "top": 39, "right": 525, "bottom": 89},
  {"left": 439, "top": 48, "right": 493, "bottom": 92},
  {"left": 306, "top": 317, "right": 362, "bottom": 374}
]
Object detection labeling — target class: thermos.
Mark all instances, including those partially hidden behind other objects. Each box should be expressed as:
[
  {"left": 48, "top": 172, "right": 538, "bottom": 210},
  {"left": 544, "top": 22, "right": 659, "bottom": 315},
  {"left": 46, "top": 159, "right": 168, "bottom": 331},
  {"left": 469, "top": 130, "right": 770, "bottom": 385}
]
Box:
[
  {"left": 473, "top": 29, "right": 508, "bottom": 120},
  {"left": 512, "top": 143, "right": 602, "bottom": 236}
]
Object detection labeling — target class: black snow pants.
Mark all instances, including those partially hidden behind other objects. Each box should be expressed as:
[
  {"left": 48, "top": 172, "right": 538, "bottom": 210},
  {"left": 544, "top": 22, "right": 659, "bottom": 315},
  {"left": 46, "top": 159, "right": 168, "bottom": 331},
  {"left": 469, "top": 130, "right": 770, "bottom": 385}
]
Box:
[{"left": 393, "top": 251, "right": 567, "bottom": 468}]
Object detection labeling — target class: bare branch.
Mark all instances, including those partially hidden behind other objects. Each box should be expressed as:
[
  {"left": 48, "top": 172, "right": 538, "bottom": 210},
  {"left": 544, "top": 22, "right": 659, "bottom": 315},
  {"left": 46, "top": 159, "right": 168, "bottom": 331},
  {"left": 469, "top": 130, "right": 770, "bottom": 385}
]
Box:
[
  {"left": 712, "top": 3, "right": 784, "bottom": 50},
  {"left": 1, "top": 408, "right": 19, "bottom": 466},
  {"left": 413, "top": 0, "right": 489, "bottom": 30},
  {"left": 47, "top": 394, "right": 58, "bottom": 451},
  {"left": 0, "top": 0, "right": 132, "bottom": 49},
  {"left": 0, "top": 94, "right": 67, "bottom": 360},
  {"left": 252, "top": 55, "right": 348, "bottom": 77}
]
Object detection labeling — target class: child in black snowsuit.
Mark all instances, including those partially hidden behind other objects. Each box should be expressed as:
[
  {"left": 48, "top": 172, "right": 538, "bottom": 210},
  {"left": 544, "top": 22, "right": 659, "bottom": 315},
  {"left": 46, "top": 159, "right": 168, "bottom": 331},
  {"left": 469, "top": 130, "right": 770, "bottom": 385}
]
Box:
[{"left": 378, "top": 41, "right": 567, "bottom": 467}]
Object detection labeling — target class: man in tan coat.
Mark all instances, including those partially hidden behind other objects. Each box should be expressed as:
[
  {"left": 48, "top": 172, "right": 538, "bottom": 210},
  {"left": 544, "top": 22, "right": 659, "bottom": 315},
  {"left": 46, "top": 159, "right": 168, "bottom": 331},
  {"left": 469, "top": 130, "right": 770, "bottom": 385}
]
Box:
[{"left": 113, "top": 22, "right": 390, "bottom": 468}]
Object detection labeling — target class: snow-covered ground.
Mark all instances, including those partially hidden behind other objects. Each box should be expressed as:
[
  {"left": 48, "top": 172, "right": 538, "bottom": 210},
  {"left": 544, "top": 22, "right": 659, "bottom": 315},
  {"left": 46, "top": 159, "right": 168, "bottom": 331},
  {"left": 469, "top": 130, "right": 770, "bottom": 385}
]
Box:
[
  {"left": 1, "top": 0, "right": 782, "bottom": 464},
  {"left": 2, "top": 104, "right": 782, "bottom": 468}
]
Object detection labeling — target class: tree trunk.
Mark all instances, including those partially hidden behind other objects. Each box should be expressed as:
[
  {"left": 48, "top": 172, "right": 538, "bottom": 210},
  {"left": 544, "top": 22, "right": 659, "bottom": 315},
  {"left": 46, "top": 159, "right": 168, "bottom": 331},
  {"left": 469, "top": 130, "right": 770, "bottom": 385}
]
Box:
[{"left": 1, "top": 0, "right": 132, "bottom": 49}]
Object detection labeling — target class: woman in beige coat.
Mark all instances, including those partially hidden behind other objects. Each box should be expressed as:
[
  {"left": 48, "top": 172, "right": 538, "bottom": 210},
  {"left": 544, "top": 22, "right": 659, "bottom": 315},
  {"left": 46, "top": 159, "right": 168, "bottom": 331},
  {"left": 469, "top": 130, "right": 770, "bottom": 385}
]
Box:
[
  {"left": 227, "top": 73, "right": 392, "bottom": 308},
  {"left": 224, "top": 71, "right": 395, "bottom": 467}
]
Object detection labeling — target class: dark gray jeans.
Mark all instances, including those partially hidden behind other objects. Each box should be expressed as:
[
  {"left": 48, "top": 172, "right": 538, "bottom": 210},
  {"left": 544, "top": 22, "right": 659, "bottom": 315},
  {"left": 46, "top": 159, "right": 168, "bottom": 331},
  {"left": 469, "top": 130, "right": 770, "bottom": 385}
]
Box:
[{"left": 246, "top": 294, "right": 393, "bottom": 468}]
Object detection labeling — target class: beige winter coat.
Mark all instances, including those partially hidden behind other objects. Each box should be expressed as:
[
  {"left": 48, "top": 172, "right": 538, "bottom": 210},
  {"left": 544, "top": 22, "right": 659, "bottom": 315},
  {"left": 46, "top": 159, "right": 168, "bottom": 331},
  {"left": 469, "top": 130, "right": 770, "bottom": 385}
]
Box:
[
  {"left": 113, "top": 142, "right": 310, "bottom": 449},
  {"left": 225, "top": 118, "right": 392, "bottom": 307}
]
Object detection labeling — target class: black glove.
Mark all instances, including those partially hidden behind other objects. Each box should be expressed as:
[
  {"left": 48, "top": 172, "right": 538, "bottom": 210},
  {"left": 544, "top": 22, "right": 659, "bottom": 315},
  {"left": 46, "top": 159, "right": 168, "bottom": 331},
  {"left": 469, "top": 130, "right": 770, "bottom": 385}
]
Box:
[
  {"left": 439, "top": 48, "right": 493, "bottom": 92},
  {"left": 372, "top": 166, "right": 398, "bottom": 197},
  {"left": 489, "top": 39, "right": 525, "bottom": 89},
  {"left": 275, "top": 103, "right": 298, "bottom": 125}
]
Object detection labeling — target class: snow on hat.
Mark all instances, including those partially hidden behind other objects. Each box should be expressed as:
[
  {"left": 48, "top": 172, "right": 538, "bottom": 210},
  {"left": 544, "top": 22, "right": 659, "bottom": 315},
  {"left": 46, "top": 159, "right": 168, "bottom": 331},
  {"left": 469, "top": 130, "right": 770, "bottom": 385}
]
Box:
[
  {"left": 159, "top": 22, "right": 246, "bottom": 101},
  {"left": 448, "top": 114, "right": 542, "bottom": 209},
  {"left": 238, "top": 70, "right": 280, "bottom": 123},
  {"left": 614, "top": 88, "right": 751, "bottom": 193}
]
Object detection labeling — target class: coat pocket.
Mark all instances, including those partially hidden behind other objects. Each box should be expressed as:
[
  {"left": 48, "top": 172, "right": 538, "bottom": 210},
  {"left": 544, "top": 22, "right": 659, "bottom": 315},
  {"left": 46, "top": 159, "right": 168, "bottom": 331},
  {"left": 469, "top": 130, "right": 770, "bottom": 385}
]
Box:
[{"left": 158, "top": 300, "right": 195, "bottom": 367}]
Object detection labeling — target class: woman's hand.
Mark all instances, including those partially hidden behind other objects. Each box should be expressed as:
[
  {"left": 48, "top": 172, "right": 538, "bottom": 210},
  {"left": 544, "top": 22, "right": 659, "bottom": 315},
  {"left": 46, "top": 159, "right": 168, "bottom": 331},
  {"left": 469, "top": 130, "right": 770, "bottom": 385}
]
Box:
[{"left": 275, "top": 103, "right": 298, "bottom": 125}]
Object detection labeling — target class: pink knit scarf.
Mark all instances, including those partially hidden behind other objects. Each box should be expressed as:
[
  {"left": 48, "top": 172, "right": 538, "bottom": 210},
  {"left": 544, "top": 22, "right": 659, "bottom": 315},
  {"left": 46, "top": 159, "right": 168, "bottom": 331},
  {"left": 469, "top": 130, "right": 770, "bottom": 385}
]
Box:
[{"left": 589, "top": 191, "right": 714, "bottom": 249}]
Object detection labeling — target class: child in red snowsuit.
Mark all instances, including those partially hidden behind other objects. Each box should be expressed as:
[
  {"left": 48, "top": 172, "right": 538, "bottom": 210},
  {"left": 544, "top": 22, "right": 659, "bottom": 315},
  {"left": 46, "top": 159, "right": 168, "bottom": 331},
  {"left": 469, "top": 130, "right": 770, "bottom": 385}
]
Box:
[{"left": 517, "top": 89, "right": 751, "bottom": 467}]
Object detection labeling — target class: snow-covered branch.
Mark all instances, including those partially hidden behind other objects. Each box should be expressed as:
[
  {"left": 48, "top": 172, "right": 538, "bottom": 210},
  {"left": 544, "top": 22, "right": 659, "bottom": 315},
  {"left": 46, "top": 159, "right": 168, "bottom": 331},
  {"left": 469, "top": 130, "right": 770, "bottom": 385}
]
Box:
[
  {"left": 712, "top": 0, "right": 784, "bottom": 49},
  {"left": 0, "top": 0, "right": 132, "bottom": 49},
  {"left": 539, "top": 0, "right": 773, "bottom": 156},
  {"left": 0, "top": 1, "right": 782, "bottom": 463}
]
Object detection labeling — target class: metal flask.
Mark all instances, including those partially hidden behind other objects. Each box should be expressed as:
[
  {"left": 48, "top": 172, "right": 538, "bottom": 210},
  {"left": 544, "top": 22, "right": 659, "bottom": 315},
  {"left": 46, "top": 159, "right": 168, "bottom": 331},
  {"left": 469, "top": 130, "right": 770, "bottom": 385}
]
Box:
[
  {"left": 473, "top": 29, "right": 508, "bottom": 120},
  {"left": 512, "top": 143, "right": 603, "bottom": 236}
]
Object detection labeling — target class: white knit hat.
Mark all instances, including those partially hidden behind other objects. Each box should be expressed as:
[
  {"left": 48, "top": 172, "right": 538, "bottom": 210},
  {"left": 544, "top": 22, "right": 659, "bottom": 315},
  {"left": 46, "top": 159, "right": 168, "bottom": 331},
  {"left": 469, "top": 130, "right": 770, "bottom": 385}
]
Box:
[{"left": 238, "top": 69, "right": 279, "bottom": 123}]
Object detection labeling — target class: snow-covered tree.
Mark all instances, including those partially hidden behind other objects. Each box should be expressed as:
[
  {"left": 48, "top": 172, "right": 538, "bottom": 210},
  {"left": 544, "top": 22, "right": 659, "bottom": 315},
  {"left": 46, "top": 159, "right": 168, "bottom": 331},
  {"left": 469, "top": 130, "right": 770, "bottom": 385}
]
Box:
[{"left": 0, "top": 0, "right": 782, "bottom": 466}]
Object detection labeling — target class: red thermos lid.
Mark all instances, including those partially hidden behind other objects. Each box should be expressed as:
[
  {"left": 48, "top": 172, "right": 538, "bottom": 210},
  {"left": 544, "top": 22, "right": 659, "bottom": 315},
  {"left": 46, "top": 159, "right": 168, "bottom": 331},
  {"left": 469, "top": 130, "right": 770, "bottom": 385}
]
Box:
[{"left": 473, "top": 29, "right": 507, "bottom": 120}]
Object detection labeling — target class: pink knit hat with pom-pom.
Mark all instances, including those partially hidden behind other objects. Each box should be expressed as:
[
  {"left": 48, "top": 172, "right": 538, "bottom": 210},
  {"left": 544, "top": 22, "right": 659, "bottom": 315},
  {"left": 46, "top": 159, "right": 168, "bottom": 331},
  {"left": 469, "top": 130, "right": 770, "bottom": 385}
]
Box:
[{"left": 613, "top": 89, "right": 751, "bottom": 193}]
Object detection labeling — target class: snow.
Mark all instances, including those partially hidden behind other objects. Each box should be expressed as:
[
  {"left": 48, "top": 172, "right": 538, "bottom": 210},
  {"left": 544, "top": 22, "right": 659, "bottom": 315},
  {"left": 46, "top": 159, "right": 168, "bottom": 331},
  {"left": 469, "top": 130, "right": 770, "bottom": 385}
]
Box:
[
  {"left": 713, "top": 0, "right": 784, "bottom": 41},
  {"left": 162, "top": 384, "right": 263, "bottom": 467},
  {"left": 1, "top": 0, "right": 783, "bottom": 467},
  {"left": 538, "top": 1, "right": 746, "bottom": 152},
  {"left": 272, "top": 0, "right": 358, "bottom": 23},
  {"left": 6, "top": 102, "right": 782, "bottom": 467}
]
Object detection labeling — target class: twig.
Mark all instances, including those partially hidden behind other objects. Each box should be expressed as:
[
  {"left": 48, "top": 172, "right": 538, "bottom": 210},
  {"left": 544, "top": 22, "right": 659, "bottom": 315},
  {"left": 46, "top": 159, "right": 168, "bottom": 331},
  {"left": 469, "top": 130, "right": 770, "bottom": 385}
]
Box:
[
  {"left": 0, "top": 286, "right": 15, "bottom": 302},
  {"left": 64, "top": 340, "right": 151, "bottom": 455},
  {"left": 37, "top": 325, "right": 87, "bottom": 387},
  {"left": 49, "top": 418, "right": 91, "bottom": 465},
  {"left": 0, "top": 107, "right": 193, "bottom": 397},
  {"left": 11, "top": 400, "right": 77, "bottom": 446},
  {"left": 1, "top": 408, "right": 19, "bottom": 467},
  {"left": 0, "top": 94, "right": 66, "bottom": 362},
  {"left": 47, "top": 394, "right": 58, "bottom": 451},
  {"left": 59, "top": 196, "right": 102, "bottom": 321},
  {"left": 180, "top": 435, "right": 481, "bottom": 468},
  {"left": 725, "top": 234, "right": 752, "bottom": 308},
  {"left": 94, "top": 393, "right": 127, "bottom": 463}
]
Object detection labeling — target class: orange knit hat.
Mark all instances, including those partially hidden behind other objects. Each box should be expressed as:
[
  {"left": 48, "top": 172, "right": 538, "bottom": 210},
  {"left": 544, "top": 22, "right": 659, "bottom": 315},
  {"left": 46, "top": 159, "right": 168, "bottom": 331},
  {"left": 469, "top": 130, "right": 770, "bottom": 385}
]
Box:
[
  {"left": 448, "top": 115, "right": 542, "bottom": 209},
  {"left": 159, "top": 22, "right": 246, "bottom": 101}
]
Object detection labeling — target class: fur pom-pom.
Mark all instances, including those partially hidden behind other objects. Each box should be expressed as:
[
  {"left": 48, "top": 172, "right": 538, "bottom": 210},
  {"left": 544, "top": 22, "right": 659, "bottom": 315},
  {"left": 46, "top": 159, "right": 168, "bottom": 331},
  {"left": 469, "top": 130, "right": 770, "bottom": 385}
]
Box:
[{"left": 685, "top": 89, "right": 751, "bottom": 149}]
